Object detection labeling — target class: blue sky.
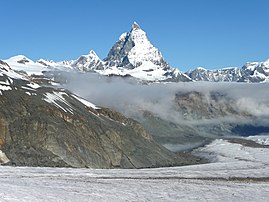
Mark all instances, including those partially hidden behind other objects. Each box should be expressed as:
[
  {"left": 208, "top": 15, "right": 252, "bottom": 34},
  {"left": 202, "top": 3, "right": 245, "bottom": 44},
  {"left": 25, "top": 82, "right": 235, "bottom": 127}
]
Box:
[{"left": 1, "top": 0, "right": 269, "bottom": 71}]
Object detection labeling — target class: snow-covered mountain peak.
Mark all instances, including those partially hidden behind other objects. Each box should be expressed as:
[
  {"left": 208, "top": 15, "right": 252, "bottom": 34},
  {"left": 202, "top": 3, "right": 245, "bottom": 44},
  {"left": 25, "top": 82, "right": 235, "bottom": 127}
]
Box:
[
  {"left": 74, "top": 50, "right": 100, "bottom": 61},
  {"left": 243, "top": 62, "right": 259, "bottom": 71},
  {"left": 131, "top": 21, "right": 141, "bottom": 31},
  {"left": 71, "top": 50, "right": 104, "bottom": 71},
  {"left": 129, "top": 22, "right": 151, "bottom": 49},
  {"left": 104, "top": 22, "right": 169, "bottom": 70},
  {"left": 7, "top": 55, "right": 34, "bottom": 64},
  {"left": 196, "top": 67, "right": 207, "bottom": 71},
  {"left": 88, "top": 50, "right": 97, "bottom": 56},
  {"left": 37, "top": 59, "right": 57, "bottom": 66},
  {"left": 98, "top": 23, "right": 191, "bottom": 81},
  {"left": 242, "top": 59, "right": 269, "bottom": 73},
  {"left": 4, "top": 55, "right": 66, "bottom": 76}
]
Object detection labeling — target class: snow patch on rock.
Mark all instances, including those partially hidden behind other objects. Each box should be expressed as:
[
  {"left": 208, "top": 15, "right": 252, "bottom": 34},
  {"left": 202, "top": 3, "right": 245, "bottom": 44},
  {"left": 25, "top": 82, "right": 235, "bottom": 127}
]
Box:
[
  {"left": 0, "top": 150, "right": 9, "bottom": 164},
  {"left": 72, "top": 94, "right": 100, "bottom": 109},
  {"left": 43, "top": 92, "right": 74, "bottom": 114}
]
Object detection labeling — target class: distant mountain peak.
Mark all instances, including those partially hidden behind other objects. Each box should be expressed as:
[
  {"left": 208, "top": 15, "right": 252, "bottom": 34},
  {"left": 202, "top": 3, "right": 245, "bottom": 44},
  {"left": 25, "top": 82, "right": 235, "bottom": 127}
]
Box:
[
  {"left": 88, "top": 50, "right": 97, "bottom": 56},
  {"left": 71, "top": 50, "right": 104, "bottom": 71},
  {"left": 104, "top": 22, "right": 169, "bottom": 70},
  {"left": 8, "top": 55, "right": 33, "bottom": 64},
  {"left": 131, "top": 21, "right": 141, "bottom": 30},
  {"left": 98, "top": 23, "right": 191, "bottom": 81}
]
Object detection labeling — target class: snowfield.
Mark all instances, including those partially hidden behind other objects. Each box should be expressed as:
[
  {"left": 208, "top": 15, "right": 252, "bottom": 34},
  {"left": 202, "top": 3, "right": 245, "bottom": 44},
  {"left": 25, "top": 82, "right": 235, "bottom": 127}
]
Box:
[{"left": 0, "top": 139, "right": 269, "bottom": 201}]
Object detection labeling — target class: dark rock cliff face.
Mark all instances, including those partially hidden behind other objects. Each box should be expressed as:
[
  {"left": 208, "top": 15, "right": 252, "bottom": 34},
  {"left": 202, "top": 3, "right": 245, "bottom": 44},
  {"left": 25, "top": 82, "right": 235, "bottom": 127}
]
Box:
[
  {"left": 0, "top": 73, "right": 189, "bottom": 168},
  {"left": 104, "top": 32, "right": 136, "bottom": 69}
]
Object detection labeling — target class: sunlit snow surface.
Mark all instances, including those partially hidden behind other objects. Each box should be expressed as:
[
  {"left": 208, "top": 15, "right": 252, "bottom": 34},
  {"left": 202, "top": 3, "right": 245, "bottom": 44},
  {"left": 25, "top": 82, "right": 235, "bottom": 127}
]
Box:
[
  {"left": 72, "top": 94, "right": 100, "bottom": 109},
  {"left": 4, "top": 55, "right": 52, "bottom": 76},
  {"left": 4, "top": 55, "right": 71, "bottom": 76},
  {"left": 43, "top": 92, "right": 100, "bottom": 114},
  {"left": 247, "top": 135, "right": 269, "bottom": 145},
  {"left": 0, "top": 139, "right": 269, "bottom": 201}
]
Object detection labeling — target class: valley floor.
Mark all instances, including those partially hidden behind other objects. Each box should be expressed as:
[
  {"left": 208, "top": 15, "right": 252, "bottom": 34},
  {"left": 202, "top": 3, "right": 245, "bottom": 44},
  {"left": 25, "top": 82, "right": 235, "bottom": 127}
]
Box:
[{"left": 0, "top": 138, "right": 269, "bottom": 201}]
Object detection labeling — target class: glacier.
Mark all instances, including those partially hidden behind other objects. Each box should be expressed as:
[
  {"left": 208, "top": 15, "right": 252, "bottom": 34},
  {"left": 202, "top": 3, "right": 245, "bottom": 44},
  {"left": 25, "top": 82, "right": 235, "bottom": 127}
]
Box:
[{"left": 0, "top": 138, "right": 268, "bottom": 201}]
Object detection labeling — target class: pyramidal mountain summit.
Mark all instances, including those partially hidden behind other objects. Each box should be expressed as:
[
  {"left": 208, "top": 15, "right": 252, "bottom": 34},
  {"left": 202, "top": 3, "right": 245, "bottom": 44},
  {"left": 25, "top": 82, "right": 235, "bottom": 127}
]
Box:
[
  {"left": 100, "top": 22, "right": 191, "bottom": 81},
  {"left": 104, "top": 22, "right": 170, "bottom": 70}
]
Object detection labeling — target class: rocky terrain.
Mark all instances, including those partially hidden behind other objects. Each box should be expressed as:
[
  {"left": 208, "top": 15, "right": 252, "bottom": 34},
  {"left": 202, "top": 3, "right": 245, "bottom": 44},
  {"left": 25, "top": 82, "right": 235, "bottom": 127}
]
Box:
[{"left": 0, "top": 60, "right": 197, "bottom": 168}]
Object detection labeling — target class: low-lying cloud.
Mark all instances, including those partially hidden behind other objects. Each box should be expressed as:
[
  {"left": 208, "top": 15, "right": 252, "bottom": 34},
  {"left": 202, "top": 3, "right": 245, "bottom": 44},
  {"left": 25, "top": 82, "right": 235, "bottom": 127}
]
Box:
[{"left": 62, "top": 72, "right": 269, "bottom": 126}]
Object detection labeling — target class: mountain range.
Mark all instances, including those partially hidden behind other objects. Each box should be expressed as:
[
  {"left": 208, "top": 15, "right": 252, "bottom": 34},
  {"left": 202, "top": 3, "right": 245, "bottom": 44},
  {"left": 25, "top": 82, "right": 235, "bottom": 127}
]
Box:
[
  {"left": 3, "top": 22, "right": 269, "bottom": 83},
  {"left": 186, "top": 59, "right": 269, "bottom": 83},
  {"left": 3, "top": 22, "right": 191, "bottom": 82}
]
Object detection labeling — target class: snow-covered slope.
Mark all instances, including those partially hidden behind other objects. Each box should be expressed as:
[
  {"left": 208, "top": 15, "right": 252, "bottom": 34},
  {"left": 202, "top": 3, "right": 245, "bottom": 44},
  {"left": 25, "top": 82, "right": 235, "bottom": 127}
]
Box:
[
  {"left": 241, "top": 59, "right": 269, "bottom": 82},
  {"left": 0, "top": 138, "right": 268, "bottom": 201},
  {"left": 0, "top": 60, "right": 25, "bottom": 95},
  {"left": 4, "top": 55, "right": 72, "bottom": 76},
  {"left": 0, "top": 60, "right": 25, "bottom": 79},
  {"left": 187, "top": 59, "right": 269, "bottom": 83}
]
